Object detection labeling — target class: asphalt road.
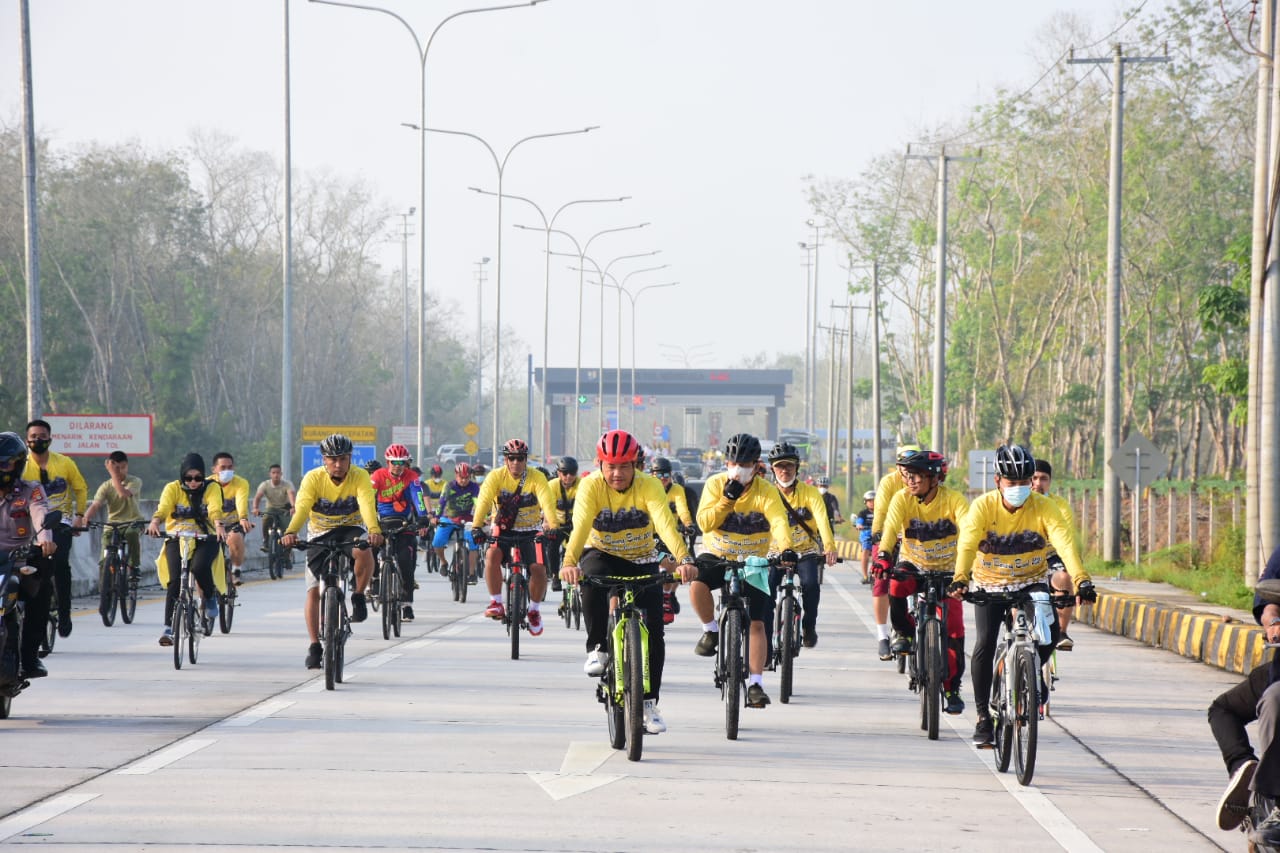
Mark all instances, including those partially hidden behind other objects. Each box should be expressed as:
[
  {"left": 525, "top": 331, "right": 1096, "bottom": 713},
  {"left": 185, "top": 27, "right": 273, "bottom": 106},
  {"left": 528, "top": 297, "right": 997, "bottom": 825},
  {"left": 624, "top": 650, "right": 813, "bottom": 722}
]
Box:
[{"left": 0, "top": 558, "right": 1250, "bottom": 852}]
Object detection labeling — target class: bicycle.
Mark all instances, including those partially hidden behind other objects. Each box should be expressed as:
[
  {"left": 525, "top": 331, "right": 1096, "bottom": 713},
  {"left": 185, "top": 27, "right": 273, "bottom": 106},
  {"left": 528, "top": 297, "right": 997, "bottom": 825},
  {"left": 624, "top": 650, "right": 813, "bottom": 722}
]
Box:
[
  {"left": 294, "top": 536, "right": 368, "bottom": 690},
  {"left": 436, "top": 519, "right": 470, "bottom": 604},
  {"left": 581, "top": 571, "right": 675, "bottom": 762},
  {"left": 376, "top": 518, "right": 410, "bottom": 640},
  {"left": 86, "top": 520, "right": 144, "bottom": 627},
  {"left": 893, "top": 563, "right": 953, "bottom": 741},
  {"left": 964, "top": 587, "right": 1072, "bottom": 786},
  {"left": 216, "top": 523, "right": 242, "bottom": 634},
  {"left": 697, "top": 553, "right": 768, "bottom": 741},
  {"left": 40, "top": 585, "right": 57, "bottom": 659},
  {"left": 489, "top": 531, "right": 537, "bottom": 660},
  {"left": 560, "top": 579, "right": 582, "bottom": 631},
  {"left": 772, "top": 556, "right": 802, "bottom": 704},
  {"left": 161, "top": 531, "right": 215, "bottom": 670},
  {"left": 260, "top": 510, "right": 291, "bottom": 580}
]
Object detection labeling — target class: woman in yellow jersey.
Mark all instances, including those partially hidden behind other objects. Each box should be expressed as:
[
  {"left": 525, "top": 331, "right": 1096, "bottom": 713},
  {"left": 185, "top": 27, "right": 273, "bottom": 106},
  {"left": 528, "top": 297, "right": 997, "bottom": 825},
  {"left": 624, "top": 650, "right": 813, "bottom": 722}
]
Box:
[{"left": 560, "top": 430, "right": 695, "bottom": 735}]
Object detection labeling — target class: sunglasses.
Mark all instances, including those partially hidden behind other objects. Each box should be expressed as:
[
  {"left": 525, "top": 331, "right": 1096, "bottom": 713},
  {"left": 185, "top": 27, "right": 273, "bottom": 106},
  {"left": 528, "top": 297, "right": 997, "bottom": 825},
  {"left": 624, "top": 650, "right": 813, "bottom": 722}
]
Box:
[
  {"left": 506, "top": 455, "right": 527, "bottom": 462},
  {"left": 183, "top": 474, "right": 205, "bottom": 483}
]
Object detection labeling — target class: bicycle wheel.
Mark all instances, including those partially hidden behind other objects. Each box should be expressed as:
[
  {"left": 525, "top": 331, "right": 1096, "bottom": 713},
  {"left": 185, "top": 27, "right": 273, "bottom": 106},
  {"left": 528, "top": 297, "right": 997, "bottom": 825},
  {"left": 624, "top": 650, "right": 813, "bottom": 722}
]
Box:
[
  {"left": 187, "top": 599, "right": 201, "bottom": 664},
  {"left": 573, "top": 588, "right": 582, "bottom": 630},
  {"left": 99, "top": 560, "right": 118, "bottom": 627},
  {"left": 172, "top": 602, "right": 184, "bottom": 670},
  {"left": 336, "top": 614, "right": 347, "bottom": 684},
  {"left": 380, "top": 559, "right": 395, "bottom": 641},
  {"left": 41, "top": 589, "right": 57, "bottom": 657},
  {"left": 1041, "top": 651, "right": 1057, "bottom": 717},
  {"left": 993, "top": 655, "right": 1013, "bottom": 771},
  {"left": 510, "top": 578, "right": 525, "bottom": 661},
  {"left": 1014, "top": 645, "right": 1039, "bottom": 786},
  {"left": 120, "top": 562, "right": 137, "bottom": 624},
  {"left": 458, "top": 547, "right": 469, "bottom": 604},
  {"left": 779, "top": 595, "right": 797, "bottom": 704},
  {"left": 624, "top": 616, "right": 645, "bottom": 762},
  {"left": 268, "top": 531, "right": 283, "bottom": 580},
  {"left": 390, "top": 571, "right": 402, "bottom": 638},
  {"left": 323, "top": 587, "right": 339, "bottom": 690},
  {"left": 923, "top": 618, "right": 942, "bottom": 741},
  {"left": 219, "top": 581, "right": 235, "bottom": 634},
  {"left": 896, "top": 645, "right": 906, "bottom": 674},
  {"left": 561, "top": 586, "right": 572, "bottom": 628},
  {"left": 0, "top": 693, "right": 10, "bottom": 719},
  {"left": 723, "top": 609, "right": 743, "bottom": 741}
]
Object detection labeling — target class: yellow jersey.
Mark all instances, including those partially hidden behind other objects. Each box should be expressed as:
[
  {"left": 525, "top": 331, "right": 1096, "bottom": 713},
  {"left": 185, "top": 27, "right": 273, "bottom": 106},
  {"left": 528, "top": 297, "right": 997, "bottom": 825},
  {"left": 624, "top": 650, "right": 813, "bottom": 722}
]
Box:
[
  {"left": 771, "top": 481, "right": 836, "bottom": 557},
  {"left": 564, "top": 471, "right": 689, "bottom": 566},
  {"left": 696, "top": 473, "right": 792, "bottom": 560},
  {"left": 871, "top": 469, "right": 905, "bottom": 537},
  {"left": 286, "top": 466, "right": 381, "bottom": 537},
  {"left": 211, "top": 474, "right": 251, "bottom": 524},
  {"left": 1047, "top": 492, "right": 1082, "bottom": 560},
  {"left": 552, "top": 477, "right": 578, "bottom": 528},
  {"left": 23, "top": 451, "right": 87, "bottom": 517},
  {"left": 153, "top": 481, "right": 226, "bottom": 535},
  {"left": 664, "top": 481, "right": 694, "bottom": 527},
  {"left": 953, "top": 490, "right": 1088, "bottom": 590},
  {"left": 472, "top": 466, "right": 558, "bottom": 534},
  {"left": 879, "top": 484, "right": 969, "bottom": 572},
  {"left": 423, "top": 477, "right": 447, "bottom": 502}
]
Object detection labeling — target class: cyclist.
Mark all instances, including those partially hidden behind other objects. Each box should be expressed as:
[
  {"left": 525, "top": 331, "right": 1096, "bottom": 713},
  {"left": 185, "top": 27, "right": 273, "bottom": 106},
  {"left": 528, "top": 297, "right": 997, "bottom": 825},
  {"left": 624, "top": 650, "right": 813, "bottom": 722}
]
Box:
[
  {"left": 434, "top": 462, "right": 481, "bottom": 584},
  {"left": 280, "top": 434, "right": 384, "bottom": 670},
  {"left": 0, "top": 431, "right": 57, "bottom": 681},
  {"left": 1031, "top": 458, "right": 1083, "bottom": 651},
  {"left": 854, "top": 490, "right": 875, "bottom": 584},
  {"left": 422, "top": 464, "right": 448, "bottom": 504},
  {"left": 81, "top": 451, "right": 145, "bottom": 586},
  {"left": 816, "top": 475, "right": 844, "bottom": 528},
  {"left": 210, "top": 453, "right": 253, "bottom": 585},
  {"left": 547, "top": 456, "right": 579, "bottom": 594},
  {"left": 252, "top": 463, "right": 296, "bottom": 552},
  {"left": 471, "top": 462, "right": 488, "bottom": 484},
  {"left": 649, "top": 456, "right": 694, "bottom": 623},
  {"left": 470, "top": 439, "right": 559, "bottom": 635},
  {"left": 875, "top": 449, "right": 969, "bottom": 714},
  {"left": 559, "top": 430, "right": 696, "bottom": 734},
  {"left": 763, "top": 442, "right": 837, "bottom": 649},
  {"left": 369, "top": 444, "right": 427, "bottom": 622},
  {"left": 869, "top": 443, "right": 920, "bottom": 660},
  {"left": 147, "top": 453, "right": 227, "bottom": 646},
  {"left": 689, "top": 432, "right": 792, "bottom": 709},
  {"left": 948, "top": 443, "right": 1096, "bottom": 747},
  {"left": 23, "top": 419, "right": 87, "bottom": 639}
]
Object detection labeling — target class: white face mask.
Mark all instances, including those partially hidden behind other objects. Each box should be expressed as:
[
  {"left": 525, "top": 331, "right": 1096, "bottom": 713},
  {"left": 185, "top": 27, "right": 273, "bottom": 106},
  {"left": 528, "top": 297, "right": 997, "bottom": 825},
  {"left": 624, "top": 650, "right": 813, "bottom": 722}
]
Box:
[
  {"left": 1002, "top": 484, "right": 1031, "bottom": 508},
  {"left": 775, "top": 473, "right": 795, "bottom": 488},
  {"left": 726, "top": 465, "right": 754, "bottom": 485},
  {"left": 216, "top": 469, "right": 235, "bottom": 485},
  {"left": 818, "top": 487, "right": 827, "bottom": 494}
]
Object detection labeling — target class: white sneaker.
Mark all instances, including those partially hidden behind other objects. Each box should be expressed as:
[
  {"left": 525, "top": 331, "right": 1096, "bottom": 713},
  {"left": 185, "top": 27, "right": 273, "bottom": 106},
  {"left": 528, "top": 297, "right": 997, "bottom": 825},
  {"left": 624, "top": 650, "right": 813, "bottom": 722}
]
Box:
[
  {"left": 643, "top": 699, "right": 666, "bottom": 734},
  {"left": 584, "top": 649, "right": 607, "bottom": 677}
]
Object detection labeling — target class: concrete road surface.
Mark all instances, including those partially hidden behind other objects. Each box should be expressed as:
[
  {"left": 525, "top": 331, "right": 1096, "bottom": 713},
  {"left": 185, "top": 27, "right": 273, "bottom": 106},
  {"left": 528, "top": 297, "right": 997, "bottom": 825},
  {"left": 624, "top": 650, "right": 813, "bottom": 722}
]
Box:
[{"left": 0, "top": 561, "right": 1248, "bottom": 851}]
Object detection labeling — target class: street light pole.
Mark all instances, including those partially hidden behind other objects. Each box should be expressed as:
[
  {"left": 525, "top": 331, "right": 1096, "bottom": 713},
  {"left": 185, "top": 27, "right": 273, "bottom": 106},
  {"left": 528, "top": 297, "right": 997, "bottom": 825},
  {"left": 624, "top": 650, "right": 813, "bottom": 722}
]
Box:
[
  {"left": 398, "top": 207, "right": 416, "bottom": 425},
  {"left": 311, "top": 0, "right": 546, "bottom": 464},
  {"left": 806, "top": 219, "right": 823, "bottom": 438},
  {"left": 474, "top": 189, "right": 628, "bottom": 459},
  {"left": 627, "top": 282, "right": 679, "bottom": 435},
  {"left": 474, "top": 257, "right": 490, "bottom": 444},
  {"left": 798, "top": 242, "right": 815, "bottom": 434},
  {"left": 407, "top": 124, "right": 597, "bottom": 466},
  {"left": 579, "top": 266, "right": 670, "bottom": 427}
]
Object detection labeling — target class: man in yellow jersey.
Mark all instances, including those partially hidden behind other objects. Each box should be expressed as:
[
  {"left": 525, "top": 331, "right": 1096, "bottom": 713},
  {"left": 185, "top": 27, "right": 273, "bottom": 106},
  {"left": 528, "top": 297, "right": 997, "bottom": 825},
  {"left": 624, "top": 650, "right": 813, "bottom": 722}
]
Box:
[
  {"left": 469, "top": 439, "right": 559, "bottom": 635},
  {"left": 949, "top": 444, "right": 1096, "bottom": 748},
  {"left": 560, "top": 430, "right": 696, "bottom": 734},
  {"left": 689, "top": 433, "right": 793, "bottom": 709},
  {"left": 547, "top": 456, "right": 579, "bottom": 595},
  {"left": 24, "top": 419, "right": 87, "bottom": 638},
  {"left": 876, "top": 449, "right": 969, "bottom": 714},
  {"left": 869, "top": 444, "right": 920, "bottom": 660},
  {"left": 648, "top": 456, "right": 694, "bottom": 623},
  {"left": 281, "top": 434, "right": 383, "bottom": 670},
  {"left": 422, "top": 464, "right": 448, "bottom": 505},
  {"left": 763, "top": 441, "right": 836, "bottom": 649},
  {"left": 1032, "top": 458, "right": 1083, "bottom": 651},
  {"left": 210, "top": 452, "right": 253, "bottom": 586}
]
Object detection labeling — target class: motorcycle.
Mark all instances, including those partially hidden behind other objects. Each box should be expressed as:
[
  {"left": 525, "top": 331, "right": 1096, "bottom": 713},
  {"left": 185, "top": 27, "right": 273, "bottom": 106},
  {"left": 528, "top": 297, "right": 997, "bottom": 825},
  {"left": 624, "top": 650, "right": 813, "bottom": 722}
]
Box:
[{"left": 0, "top": 510, "right": 61, "bottom": 719}]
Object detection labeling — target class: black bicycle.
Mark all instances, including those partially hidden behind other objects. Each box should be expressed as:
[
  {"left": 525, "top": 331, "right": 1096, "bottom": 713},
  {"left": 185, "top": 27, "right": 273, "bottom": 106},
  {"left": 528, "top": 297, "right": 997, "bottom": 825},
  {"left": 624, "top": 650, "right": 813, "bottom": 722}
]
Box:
[
  {"left": 893, "top": 563, "right": 953, "bottom": 741},
  {"left": 438, "top": 519, "right": 471, "bottom": 604},
  {"left": 697, "top": 554, "right": 766, "bottom": 740},
  {"left": 295, "top": 537, "right": 368, "bottom": 690},
  {"left": 488, "top": 531, "right": 543, "bottom": 661},
  {"left": 87, "top": 520, "right": 144, "bottom": 627},
  {"left": 260, "top": 509, "right": 291, "bottom": 579},
  {"left": 216, "top": 523, "right": 242, "bottom": 634},
  {"left": 772, "top": 556, "right": 802, "bottom": 704},
  {"left": 161, "top": 531, "right": 215, "bottom": 670},
  {"left": 582, "top": 571, "right": 675, "bottom": 762},
  {"left": 376, "top": 518, "right": 410, "bottom": 640}
]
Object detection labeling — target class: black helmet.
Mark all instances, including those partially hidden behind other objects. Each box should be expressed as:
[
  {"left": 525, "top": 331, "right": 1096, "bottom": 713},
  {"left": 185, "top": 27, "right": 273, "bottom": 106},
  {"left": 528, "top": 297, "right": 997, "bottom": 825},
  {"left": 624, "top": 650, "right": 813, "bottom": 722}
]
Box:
[
  {"left": 363, "top": 459, "right": 383, "bottom": 473},
  {"left": 671, "top": 471, "right": 686, "bottom": 486},
  {"left": 724, "top": 433, "right": 761, "bottom": 464},
  {"left": 768, "top": 441, "right": 800, "bottom": 465},
  {"left": 995, "top": 444, "right": 1035, "bottom": 480},
  {"left": 0, "top": 431, "right": 28, "bottom": 490},
  {"left": 320, "top": 433, "right": 353, "bottom": 457},
  {"left": 649, "top": 457, "right": 673, "bottom": 476},
  {"left": 556, "top": 456, "right": 579, "bottom": 475},
  {"left": 899, "top": 449, "right": 945, "bottom": 478},
  {"left": 534, "top": 465, "right": 551, "bottom": 479}
]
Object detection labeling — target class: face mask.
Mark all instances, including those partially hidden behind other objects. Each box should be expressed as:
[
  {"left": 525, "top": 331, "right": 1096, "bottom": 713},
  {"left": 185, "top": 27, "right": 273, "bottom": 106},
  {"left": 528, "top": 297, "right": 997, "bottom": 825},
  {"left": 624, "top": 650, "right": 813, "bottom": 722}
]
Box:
[
  {"left": 775, "top": 473, "right": 795, "bottom": 488},
  {"left": 727, "top": 465, "right": 754, "bottom": 485},
  {"left": 28, "top": 439, "right": 50, "bottom": 454},
  {"left": 1002, "top": 485, "right": 1031, "bottom": 508},
  {"left": 818, "top": 487, "right": 827, "bottom": 494},
  {"left": 217, "top": 469, "right": 235, "bottom": 484}
]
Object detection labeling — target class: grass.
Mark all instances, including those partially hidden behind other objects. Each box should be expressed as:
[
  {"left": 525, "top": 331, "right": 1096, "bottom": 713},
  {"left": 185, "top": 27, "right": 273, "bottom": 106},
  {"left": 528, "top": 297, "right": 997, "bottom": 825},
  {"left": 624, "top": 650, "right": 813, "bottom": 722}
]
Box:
[{"left": 1084, "top": 526, "right": 1254, "bottom": 611}]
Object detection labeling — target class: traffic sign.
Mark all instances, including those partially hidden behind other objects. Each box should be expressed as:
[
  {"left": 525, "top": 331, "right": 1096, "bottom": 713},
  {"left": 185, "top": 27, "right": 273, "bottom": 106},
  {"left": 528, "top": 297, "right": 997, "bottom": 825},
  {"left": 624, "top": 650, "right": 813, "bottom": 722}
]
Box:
[
  {"left": 302, "top": 424, "right": 377, "bottom": 443},
  {"left": 652, "top": 424, "right": 663, "bottom": 439},
  {"left": 463, "top": 422, "right": 479, "bottom": 438},
  {"left": 45, "top": 414, "right": 153, "bottom": 456},
  {"left": 464, "top": 439, "right": 479, "bottom": 455},
  {"left": 1108, "top": 432, "right": 1168, "bottom": 490},
  {"left": 391, "top": 425, "right": 429, "bottom": 448},
  {"left": 300, "top": 444, "right": 377, "bottom": 473},
  {"left": 968, "top": 450, "right": 998, "bottom": 492}
]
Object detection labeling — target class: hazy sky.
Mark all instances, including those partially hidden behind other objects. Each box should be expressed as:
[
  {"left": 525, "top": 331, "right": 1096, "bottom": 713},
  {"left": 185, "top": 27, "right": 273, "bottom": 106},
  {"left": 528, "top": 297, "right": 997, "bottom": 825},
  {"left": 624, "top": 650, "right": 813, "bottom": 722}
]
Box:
[{"left": 3, "top": 0, "right": 1159, "bottom": 378}]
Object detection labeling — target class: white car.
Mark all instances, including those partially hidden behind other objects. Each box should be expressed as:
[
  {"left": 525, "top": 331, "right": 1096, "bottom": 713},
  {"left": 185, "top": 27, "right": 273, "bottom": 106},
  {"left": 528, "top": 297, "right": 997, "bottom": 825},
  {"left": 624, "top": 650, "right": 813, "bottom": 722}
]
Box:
[{"left": 435, "top": 444, "right": 467, "bottom": 465}]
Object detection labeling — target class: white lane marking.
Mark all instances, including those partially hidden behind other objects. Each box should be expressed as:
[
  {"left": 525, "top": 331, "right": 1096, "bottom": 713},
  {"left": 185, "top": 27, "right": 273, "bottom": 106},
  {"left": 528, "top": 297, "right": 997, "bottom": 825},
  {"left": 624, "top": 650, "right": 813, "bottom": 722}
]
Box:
[
  {"left": 402, "top": 639, "right": 438, "bottom": 651},
  {"left": 0, "top": 794, "right": 99, "bottom": 842},
  {"left": 528, "top": 741, "right": 625, "bottom": 801},
  {"left": 436, "top": 624, "right": 471, "bottom": 637},
  {"left": 219, "top": 699, "right": 294, "bottom": 728},
  {"left": 829, "top": 575, "right": 1105, "bottom": 853},
  {"left": 558, "top": 741, "right": 616, "bottom": 775},
  {"left": 115, "top": 738, "right": 216, "bottom": 775},
  {"left": 354, "top": 652, "right": 401, "bottom": 669}
]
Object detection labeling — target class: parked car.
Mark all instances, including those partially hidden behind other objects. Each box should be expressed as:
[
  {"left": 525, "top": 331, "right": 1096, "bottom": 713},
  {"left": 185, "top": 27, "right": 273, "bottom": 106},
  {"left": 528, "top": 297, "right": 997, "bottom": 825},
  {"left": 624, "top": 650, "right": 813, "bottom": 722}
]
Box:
[
  {"left": 674, "top": 447, "right": 703, "bottom": 476},
  {"left": 436, "top": 444, "right": 467, "bottom": 465}
]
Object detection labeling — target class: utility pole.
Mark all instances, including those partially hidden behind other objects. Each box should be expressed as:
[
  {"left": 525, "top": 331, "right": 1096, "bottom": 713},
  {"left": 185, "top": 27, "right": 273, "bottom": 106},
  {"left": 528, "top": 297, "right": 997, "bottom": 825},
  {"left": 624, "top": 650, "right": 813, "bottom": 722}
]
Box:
[
  {"left": 399, "top": 208, "right": 416, "bottom": 426},
  {"left": 1069, "top": 44, "right": 1170, "bottom": 563},
  {"left": 20, "top": 0, "right": 42, "bottom": 422},
  {"left": 807, "top": 220, "right": 823, "bottom": 435},
  {"left": 798, "top": 243, "right": 815, "bottom": 434},
  {"left": 906, "top": 146, "right": 980, "bottom": 459},
  {"left": 474, "top": 258, "right": 490, "bottom": 446},
  {"left": 819, "top": 318, "right": 847, "bottom": 476}
]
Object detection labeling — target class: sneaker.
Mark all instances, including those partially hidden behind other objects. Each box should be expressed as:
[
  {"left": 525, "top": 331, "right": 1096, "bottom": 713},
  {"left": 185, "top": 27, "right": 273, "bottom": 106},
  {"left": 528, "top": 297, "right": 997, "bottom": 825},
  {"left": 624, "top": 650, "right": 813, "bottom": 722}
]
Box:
[
  {"left": 350, "top": 592, "right": 368, "bottom": 623},
  {"left": 662, "top": 592, "right": 676, "bottom": 625},
  {"left": 891, "top": 633, "right": 913, "bottom": 655},
  {"left": 528, "top": 609, "right": 543, "bottom": 636},
  {"left": 57, "top": 618, "right": 72, "bottom": 638},
  {"left": 945, "top": 690, "right": 965, "bottom": 715},
  {"left": 973, "top": 716, "right": 994, "bottom": 748},
  {"left": 1217, "top": 758, "right": 1258, "bottom": 831},
  {"left": 877, "top": 638, "right": 893, "bottom": 660},
  {"left": 551, "top": 577, "right": 563, "bottom": 592},
  {"left": 205, "top": 597, "right": 219, "bottom": 620},
  {"left": 643, "top": 699, "right": 667, "bottom": 734},
  {"left": 233, "top": 568, "right": 243, "bottom": 586},
  {"left": 746, "top": 683, "right": 771, "bottom": 708},
  {"left": 468, "top": 575, "right": 478, "bottom": 586},
  {"left": 584, "top": 648, "right": 607, "bottom": 677},
  {"left": 802, "top": 630, "right": 817, "bottom": 649},
  {"left": 159, "top": 628, "right": 174, "bottom": 647},
  {"left": 21, "top": 658, "right": 48, "bottom": 679},
  {"left": 1056, "top": 633, "right": 1074, "bottom": 652},
  {"left": 694, "top": 631, "right": 719, "bottom": 657},
  {"left": 401, "top": 605, "right": 414, "bottom": 622},
  {"left": 485, "top": 600, "right": 505, "bottom": 620},
  {"left": 305, "top": 642, "right": 322, "bottom": 670}
]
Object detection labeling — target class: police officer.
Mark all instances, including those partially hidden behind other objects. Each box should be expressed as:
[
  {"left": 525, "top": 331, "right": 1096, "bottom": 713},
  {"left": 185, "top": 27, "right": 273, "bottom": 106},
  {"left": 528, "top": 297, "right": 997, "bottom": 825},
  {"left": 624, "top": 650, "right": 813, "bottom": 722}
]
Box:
[{"left": 0, "top": 432, "right": 57, "bottom": 681}]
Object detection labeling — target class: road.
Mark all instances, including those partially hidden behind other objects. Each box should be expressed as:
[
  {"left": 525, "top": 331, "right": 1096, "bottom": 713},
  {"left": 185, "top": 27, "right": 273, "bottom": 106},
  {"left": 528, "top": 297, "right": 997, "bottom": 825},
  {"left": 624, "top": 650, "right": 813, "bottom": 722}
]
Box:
[{"left": 0, "top": 560, "right": 1249, "bottom": 851}]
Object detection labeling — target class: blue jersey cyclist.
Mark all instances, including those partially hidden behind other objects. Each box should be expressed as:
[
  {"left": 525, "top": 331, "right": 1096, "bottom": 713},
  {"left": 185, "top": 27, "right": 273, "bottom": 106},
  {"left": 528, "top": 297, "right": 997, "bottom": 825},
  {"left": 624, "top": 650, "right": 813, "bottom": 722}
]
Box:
[
  {"left": 368, "top": 443, "right": 427, "bottom": 622},
  {"left": 433, "top": 462, "right": 481, "bottom": 584}
]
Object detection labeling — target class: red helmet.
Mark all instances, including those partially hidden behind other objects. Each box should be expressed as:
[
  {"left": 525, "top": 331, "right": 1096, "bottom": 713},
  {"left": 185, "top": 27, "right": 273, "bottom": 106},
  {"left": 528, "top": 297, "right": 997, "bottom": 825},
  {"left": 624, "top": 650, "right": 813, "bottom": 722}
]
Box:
[
  {"left": 430, "top": 464, "right": 443, "bottom": 476},
  {"left": 455, "top": 462, "right": 472, "bottom": 478},
  {"left": 597, "top": 429, "right": 639, "bottom": 464},
  {"left": 503, "top": 438, "right": 529, "bottom": 458},
  {"left": 385, "top": 443, "right": 411, "bottom": 463}
]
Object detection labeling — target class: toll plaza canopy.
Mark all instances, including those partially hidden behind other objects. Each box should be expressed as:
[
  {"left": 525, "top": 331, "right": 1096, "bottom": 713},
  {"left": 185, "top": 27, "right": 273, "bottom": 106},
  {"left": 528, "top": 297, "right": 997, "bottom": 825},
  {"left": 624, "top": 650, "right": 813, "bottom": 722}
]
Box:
[{"left": 535, "top": 367, "right": 793, "bottom": 456}]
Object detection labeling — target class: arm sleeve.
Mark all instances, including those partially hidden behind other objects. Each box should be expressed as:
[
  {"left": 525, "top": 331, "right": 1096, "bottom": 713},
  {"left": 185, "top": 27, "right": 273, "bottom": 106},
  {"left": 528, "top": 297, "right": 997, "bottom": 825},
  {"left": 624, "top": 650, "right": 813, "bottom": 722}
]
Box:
[
  {"left": 809, "top": 491, "right": 836, "bottom": 551},
  {"left": 285, "top": 475, "right": 314, "bottom": 535},
  {"left": 356, "top": 478, "right": 382, "bottom": 535},
  {"left": 69, "top": 460, "right": 88, "bottom": 514},
  {"left": 1041, "top": 500, "right": 1087, "bottom": 585},
  {"left": 563, "top": 480, "right": 596, "bottom": 566},
  {"left": 671, "top": 487, "right": 693, "bottom": 527},
  {"left": 871, "top": 475, "right": 894, "bottom": 535},
  {"left": 535, "top": 477, "right": 559, "bottom": 528},
  {"left": 650, "top": 481, "right": 691, "bottom": 563},
  {"left": 235, "top": 478, "right": 250, "bottom": 520},
  {"left": 760, "top": 492, "right": 794, "bottom": 553},
  {"left": 206, "top": 486, "right": 225, "bottom": 523},
  {"left": 154, "top": 482, "right": 177, "bottom": 522},
  {"left": 472, "top": 476, "right": 499, "bottom": 527},
  {"left": 880, "top": 492, "right": 906, "bottom": 555},
  {"left": 952, "top": 499, "right": 985, "bottom": 584}
]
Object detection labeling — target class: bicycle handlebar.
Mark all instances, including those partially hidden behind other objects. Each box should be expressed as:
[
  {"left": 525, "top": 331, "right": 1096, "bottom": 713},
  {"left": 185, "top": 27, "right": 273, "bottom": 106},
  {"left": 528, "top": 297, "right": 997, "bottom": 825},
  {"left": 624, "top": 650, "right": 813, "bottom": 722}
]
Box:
[
  {"left": 962, "top": 588, "right": 1077, "bottom": 609},
  {"left": 290, "top": 538, "right": 371, "bottom": 552},
  {"left": 579, "top": 571, "right": 679, "bottom": 590}
]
